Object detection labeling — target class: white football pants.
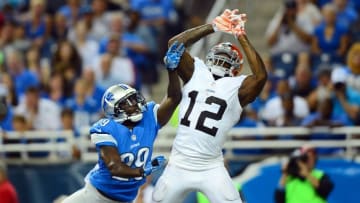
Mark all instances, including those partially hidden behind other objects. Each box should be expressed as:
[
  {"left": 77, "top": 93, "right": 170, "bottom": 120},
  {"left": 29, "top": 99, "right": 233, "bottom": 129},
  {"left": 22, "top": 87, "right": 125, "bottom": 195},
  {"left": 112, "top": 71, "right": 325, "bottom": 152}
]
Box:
[
  {"left": 152, "top": 163, "right": 243, "bottom": 203},
  {"left": 62, "top": 182, "right": 132, "bottom": 203}
]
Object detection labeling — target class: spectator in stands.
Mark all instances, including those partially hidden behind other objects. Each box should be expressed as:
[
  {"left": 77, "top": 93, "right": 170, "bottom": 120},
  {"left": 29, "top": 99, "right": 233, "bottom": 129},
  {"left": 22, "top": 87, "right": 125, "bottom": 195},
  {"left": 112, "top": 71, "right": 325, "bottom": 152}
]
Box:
[
  {"left": 52, "top": 40, "right": 82, "bottom": 98},
  {"left": 12, "top": 21, "right": 30, "bottom": 52},
  {"left": 81, "top": 69, "right": 105, "bottom": 111},
  {"left": 130, "top": 0, "right": 178, "bottom": 58},
  {"left": 12, "top": 114, "right": 28, "bottom": 132},
  {"left": 0, "top": 87, "right": 13, "bottom": 131},
  {"left": 94, "top": 53, "right": 115, "bottom": 88},
  {"left": 261, "top": 80, "right": 309, "bottom": 126},
  {"left": 43, "top": 72, "right": 66, "bottom": 106},
  {"left": 265, "top": 0, "right": 315, "bottom": 56},
  {"left": 98, "top": 13, "right": 124, "bottom": 54},
  {"left": 0, "top": 161, "right": 19, "bottom": 203},
  {"left": 289, "top": 63, "right": 317, "bottom": 97},
  {"left": 71, "top": 19, "right": 99, "bottom": 69},
  {"left": 332, "top": 0, "right": 358, "bottom": 30},
  {"left": 349, "top": 9, "right": 360, "bottom": 42},
  {"left": 124, "top": 10, "right": 158, "bottom": 92},
  {"left": 51, "top": 12, "right": 69, "bottom": 41},
  {"left": 280, "top": 93, "right": 305, "bottom": 126},
  {"left": 301, "top": 98, "right": 348, "bottom": 154},
  {"left": 311, "top": 3, "right": 349, "bottom": 64},
  {"left": 5, "top": 49, "right": 40, "bottom": 98},
  {"left": 23, "top": 0, "right": 47, "bottom": 40},
  {"left": 274, "top": 145, "right": 334, "bottom": 203},
  {"left": 0, "top": 73, "right": 18, "bottom": 107},
  {"left": 330, "top": 67, "right": 360, "bottom": 125},
  {"left": 65, "top": 78, "right": 99, "bottom": 129},
  {"left": 302, "top": 98, "right": 349, "bottom": 127},
  {"left": 346, "top": 42, "right": 360, "bottom": 91},
  {"left": 60, "top": 108, "right": 81, "bottom": 160},
  {"left": 94, "top": 36, "right": 137, "bottom": 88},
  {"left": 1, "top": 115, "right": 27, "bottom": 158},
  {"left": 250, "top": 79, "right": 277, "bottom": 119},
  {"left": 25, "top": 46, "right": 41, "bottom": 80},
  {"left": 0, "top": 20, "right": 16, "bottom": 56},
  {"left": 90, "top": 0, "right": 112, "bottom": 41},
  {"left": 307, "top": 65, "right": 332, "bottom": 112},
  {"left": 14, "top": 86, "right": 61, "bottom": 130},
  {"left": 57, "top": 0, "right": 83, "bottom": 27}
]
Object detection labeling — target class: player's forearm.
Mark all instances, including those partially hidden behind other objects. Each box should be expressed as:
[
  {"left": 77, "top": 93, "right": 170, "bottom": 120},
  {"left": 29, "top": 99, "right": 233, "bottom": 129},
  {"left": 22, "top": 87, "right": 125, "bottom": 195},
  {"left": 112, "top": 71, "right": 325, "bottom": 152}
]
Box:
[
  {"left": 107, "top": 161, "right": 143, "bottom": 178},
  {"left": 168, "top": 24, "right": 214, "bottom": 48},
  {"left": 167, "top": 70, "right": 182, "bottom": 103},
  {"left": 237, "top": 35, "right": 267, "bottom": 85}
]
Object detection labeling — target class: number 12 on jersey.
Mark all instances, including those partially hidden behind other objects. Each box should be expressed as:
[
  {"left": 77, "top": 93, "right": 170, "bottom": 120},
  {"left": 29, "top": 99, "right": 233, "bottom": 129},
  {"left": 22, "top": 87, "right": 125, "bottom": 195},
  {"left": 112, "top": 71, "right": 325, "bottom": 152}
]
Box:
[{"left": 180, "top": 90, "right": 227, "bottom": 137}]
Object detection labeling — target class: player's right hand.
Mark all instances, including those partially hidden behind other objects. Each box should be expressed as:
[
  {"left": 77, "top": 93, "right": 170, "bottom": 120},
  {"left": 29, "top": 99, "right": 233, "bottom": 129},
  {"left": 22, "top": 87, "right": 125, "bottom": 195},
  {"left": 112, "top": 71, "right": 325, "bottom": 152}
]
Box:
[{"left": 163, "top": 41, "right": 185, "bottom": 71}]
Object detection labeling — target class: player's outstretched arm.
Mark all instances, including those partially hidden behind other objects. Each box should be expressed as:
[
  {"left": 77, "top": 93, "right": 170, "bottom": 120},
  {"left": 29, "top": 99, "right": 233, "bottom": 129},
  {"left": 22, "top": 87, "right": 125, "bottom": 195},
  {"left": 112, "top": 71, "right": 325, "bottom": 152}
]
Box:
[
  {"left": 157, "top": 42, "right": 184, "bottom": 126},
  {"left": 237, "top": 34, "right": 267, "bottom": 107},
  {"left": 168, "top": 23, "right": 215, "bottom": 84},
  {"left": 100, "top": 146, "right": 144, "bottom": 178}
]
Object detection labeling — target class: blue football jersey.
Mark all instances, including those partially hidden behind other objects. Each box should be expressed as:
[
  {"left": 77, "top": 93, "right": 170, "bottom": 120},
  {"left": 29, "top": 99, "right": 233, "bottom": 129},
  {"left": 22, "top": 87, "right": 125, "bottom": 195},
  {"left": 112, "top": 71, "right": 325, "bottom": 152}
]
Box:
[{"left": 87, "top": 102, "right": 160, "bottom": 202}]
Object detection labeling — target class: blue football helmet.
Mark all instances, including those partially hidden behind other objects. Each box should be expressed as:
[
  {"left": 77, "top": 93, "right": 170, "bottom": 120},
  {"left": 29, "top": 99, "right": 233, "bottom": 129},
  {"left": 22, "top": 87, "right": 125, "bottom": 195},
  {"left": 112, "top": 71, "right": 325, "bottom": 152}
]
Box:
[{"left": 101, "top": 84, "right": 146, "bottom": 123}]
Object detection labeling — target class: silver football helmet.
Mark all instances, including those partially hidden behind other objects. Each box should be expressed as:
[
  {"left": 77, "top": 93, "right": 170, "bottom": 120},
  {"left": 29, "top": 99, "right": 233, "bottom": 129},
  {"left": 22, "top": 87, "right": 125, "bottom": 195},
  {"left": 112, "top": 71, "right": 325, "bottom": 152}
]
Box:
[
  {"left": 101, "top": 84, "right": 146, "bottom": 123},
  {"left": 205, "top": 42, "right": 244, "bottom": 77}
]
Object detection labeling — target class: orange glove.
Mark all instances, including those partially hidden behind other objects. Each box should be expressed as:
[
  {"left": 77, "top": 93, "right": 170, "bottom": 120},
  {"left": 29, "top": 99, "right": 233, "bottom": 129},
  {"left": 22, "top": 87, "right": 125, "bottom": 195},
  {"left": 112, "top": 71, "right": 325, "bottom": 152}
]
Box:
[
  {"left": 231, "top": 13, "right": 247, "bottom": 37},
  {"left": 212, "top": 9, "right": 239, "bottom": 34}
]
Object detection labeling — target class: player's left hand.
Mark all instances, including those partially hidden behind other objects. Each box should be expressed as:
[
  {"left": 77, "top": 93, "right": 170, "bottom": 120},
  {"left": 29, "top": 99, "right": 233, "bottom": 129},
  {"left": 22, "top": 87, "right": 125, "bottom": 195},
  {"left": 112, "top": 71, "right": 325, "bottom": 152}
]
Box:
[
  {"left": 150, "top": 155, "right": 167, "bottom": 171},
  {"left": 163, "top": 41, "right": 185, "bottom": 71},
  {"left": 230, "top": 13, "right": 247, "bottom": 37},
  {"left": 142, "top": 155, "right": 167, "bottom": 177}
]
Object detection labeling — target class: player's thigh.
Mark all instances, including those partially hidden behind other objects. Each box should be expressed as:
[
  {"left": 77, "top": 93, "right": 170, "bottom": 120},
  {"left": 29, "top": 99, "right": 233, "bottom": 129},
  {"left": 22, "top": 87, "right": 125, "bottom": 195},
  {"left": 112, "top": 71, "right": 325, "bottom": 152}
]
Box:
[
  {"left": 152, "top": 164, "right": 191, "bottom": 203},
  {"left": 202, "top": 167, "right": 242, "bottom": 203},
  {"left": 62, "top": 187, "right": 88, "bottom": 203},
  {"left": 62, "top": 183, "right": 106, "bottom": 203}
]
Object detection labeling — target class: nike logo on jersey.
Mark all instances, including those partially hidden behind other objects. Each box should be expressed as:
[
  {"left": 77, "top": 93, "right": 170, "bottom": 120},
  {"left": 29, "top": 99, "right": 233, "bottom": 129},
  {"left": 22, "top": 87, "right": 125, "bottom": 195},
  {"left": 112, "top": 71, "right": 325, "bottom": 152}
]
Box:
[
  {"left": 206, "top": 89, "right": 215, "bottom": 93},
  {"left": 130, "top": 143, "right": 140, "bottom": 149}
]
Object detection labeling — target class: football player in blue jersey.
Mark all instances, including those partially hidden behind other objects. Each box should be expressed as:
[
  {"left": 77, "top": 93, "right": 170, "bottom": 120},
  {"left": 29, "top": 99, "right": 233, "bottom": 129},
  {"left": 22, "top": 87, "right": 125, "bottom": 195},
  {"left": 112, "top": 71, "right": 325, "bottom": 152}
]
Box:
[{"left": 63, "top": 42, "right": 185, "bottom": 203}]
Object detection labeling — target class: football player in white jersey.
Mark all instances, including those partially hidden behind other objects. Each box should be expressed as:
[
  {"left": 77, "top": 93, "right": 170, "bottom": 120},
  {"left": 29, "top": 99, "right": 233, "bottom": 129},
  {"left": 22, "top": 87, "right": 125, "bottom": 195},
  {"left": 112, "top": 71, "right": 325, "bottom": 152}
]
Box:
[{"left": 152, "top": 9, "right": 267, "bottom": 203}]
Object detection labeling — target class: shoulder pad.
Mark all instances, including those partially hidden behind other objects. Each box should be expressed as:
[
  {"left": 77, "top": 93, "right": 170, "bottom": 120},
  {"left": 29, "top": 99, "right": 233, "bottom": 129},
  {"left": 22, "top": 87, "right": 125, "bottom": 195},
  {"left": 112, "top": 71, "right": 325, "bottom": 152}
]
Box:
[{"left": 90, "top": 118, "right": 113, "bottom": 134}]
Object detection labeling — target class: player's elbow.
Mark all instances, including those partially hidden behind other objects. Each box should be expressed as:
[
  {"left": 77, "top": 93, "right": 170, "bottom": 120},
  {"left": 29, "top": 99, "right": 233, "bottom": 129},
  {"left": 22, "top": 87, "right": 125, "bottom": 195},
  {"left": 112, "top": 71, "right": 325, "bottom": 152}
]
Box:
[
  {"left": 169, "top": 92, "right": 182, "bottom": 104},
  {"left": 107, "top": 162, "right": 130, "bottom": 178},
  {"left": 255, "top": 71, "right": 268, "bottom": 89}
]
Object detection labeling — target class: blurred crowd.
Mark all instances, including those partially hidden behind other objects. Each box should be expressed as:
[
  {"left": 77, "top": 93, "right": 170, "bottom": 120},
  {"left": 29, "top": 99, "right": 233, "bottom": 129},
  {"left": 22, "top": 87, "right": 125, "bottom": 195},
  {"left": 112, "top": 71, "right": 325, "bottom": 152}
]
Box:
[
  {"left": 0, "top": 0, "right": 191, "bottom": 134},
  {"left": 236, "top": 0, "right": 360, "bottom": 132}
]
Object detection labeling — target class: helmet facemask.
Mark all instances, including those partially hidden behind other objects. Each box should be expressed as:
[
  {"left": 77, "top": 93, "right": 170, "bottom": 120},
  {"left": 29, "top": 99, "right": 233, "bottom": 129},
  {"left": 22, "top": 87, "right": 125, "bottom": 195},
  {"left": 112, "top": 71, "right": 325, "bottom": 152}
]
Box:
[
  {"left": 114, "top": 92, "right": 146, "bottom": 123},
  {"left": 206, "top": 42, "right": 244, "bottom": 78}
]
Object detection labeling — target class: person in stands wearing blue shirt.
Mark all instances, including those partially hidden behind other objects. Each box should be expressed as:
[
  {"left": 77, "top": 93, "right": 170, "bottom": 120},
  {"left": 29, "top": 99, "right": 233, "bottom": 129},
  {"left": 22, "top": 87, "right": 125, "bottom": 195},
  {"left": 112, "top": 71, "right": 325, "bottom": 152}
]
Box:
[{"left": 62, "top": 41, "right": 184, "bottom": 203}]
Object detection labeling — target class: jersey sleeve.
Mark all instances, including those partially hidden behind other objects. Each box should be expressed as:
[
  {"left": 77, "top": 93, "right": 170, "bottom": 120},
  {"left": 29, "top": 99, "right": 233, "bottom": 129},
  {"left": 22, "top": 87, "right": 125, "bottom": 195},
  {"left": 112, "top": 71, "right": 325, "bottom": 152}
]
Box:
[
  {"left": 89, "top": 118, "right": 118, "bottom": 147},
  {"left": 146, "top": 101, "right": 161, "bottom": 130}
]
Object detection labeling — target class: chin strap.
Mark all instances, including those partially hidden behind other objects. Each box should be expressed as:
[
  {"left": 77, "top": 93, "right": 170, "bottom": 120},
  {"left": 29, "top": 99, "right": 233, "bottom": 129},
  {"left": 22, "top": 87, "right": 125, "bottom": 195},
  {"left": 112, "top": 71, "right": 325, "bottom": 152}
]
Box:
[
  {"left": 209, "top": 65, "right": 234, "bottom": 77},
  {"left": 128, "top": 113, "right": 143, "bottom": 122}
]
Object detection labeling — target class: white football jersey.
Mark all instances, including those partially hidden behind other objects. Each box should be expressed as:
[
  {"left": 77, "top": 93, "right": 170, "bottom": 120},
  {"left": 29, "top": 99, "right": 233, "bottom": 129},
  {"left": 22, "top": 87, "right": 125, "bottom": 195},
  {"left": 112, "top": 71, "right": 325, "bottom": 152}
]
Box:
[{"left": 170, "top": 57, "right": 248, "bottom": 170}]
